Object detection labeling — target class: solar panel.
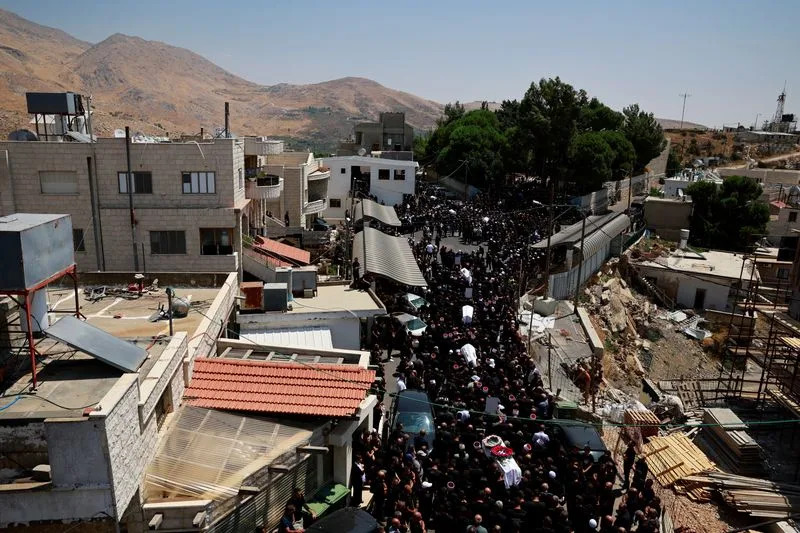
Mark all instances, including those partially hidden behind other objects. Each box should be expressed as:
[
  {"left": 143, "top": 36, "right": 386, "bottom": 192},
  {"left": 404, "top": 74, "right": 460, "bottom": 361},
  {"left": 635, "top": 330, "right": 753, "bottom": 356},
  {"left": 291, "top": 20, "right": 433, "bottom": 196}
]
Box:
[{"left": 44, "top": 316, "right": 147, "bottom": 373}]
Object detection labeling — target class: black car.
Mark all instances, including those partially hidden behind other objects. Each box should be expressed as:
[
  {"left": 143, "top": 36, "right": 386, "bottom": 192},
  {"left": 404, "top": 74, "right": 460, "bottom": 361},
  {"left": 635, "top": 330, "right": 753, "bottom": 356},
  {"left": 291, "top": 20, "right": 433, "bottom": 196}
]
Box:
[
  {"left": 306, "top": 508, "right": 378, "bottom": 533},
  {"left": 391, "top": 390, "right": 436, "bottom": 452},
  {"left": 551, "top": 421, "right": 608, "bottom": 462}
]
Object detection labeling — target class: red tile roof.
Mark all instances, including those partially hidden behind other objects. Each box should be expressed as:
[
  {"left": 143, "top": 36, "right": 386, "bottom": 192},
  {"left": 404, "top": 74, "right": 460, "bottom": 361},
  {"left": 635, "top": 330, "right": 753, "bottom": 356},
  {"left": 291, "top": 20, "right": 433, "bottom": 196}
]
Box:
[
  {"left": 253, "top": 237, "right": 311, "bottom": 265},
  {"left": 184, "top": 358, "right": 375, "bottom": 418}
]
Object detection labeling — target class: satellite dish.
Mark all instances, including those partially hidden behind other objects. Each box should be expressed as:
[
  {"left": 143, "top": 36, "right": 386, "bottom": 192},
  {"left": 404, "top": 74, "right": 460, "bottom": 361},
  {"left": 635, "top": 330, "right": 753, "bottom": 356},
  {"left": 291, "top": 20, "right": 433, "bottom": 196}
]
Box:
[
  {"left": 7, "top": 129, "right": 38, "bottom": 141},
  {"left": 357, "top": 147, "right": 367, "bottom": 156},
  {"left": 113, "top": 129, "right": 125, "bottom": 138}
]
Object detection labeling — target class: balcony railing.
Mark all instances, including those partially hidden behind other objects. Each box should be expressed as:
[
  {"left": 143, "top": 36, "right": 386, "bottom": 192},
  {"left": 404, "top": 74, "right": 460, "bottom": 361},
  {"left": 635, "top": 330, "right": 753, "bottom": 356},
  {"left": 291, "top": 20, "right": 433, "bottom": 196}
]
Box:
[
  {"left": 303, "top": 198, "right": 327, "bottom": 215},
  {"left": 244, "top": 137, "right": 284, "bottom": 156},
  {"left": 246, "top": 176, "right": 284, "bottom": 200}
]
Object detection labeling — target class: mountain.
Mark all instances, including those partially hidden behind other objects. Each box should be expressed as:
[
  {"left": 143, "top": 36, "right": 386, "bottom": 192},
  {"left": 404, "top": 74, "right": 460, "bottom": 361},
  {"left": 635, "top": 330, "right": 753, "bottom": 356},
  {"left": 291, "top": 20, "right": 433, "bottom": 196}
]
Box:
[
  {"left": 0, "top": 9, "right": 443, "bottom": 149},
  {"left": 656, "top": 118, "right": 708, "bottom": 131}
]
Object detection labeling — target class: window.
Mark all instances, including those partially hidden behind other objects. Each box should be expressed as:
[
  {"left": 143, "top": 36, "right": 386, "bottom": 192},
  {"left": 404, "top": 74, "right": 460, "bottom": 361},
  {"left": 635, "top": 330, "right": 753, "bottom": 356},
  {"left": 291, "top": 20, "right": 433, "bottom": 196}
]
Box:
[
  {"left": 238, "top": 168, "right": 244, "bottom": 190},
  {"left": 40, "top": 171, "right": 78, "bottom": 194},
  {"left": 394, "top": 169, "right": 406, "bottom": 180},
  {"left": 72, "top": 228, "right": 85, "bottom": 252},
  {"left": 340, "top": 167, "right": 346, "bottom": 174},
  {"left": 181, "top": 171, "right": 216, "bottom": 194},
  {"left": 150, "top": 231, "right": 186, "bottom": 254},
  {"left": 378, "top": 169, "right": 390, "bottom": 180},
  {"left": 789, "top": 211, "right": 798, "bottom": 223},
  {"left": 117, "top": 171, "right": 153, "bottom": 194},
  {"left": 200, "top": 228, "right": 233, "bottom": 255},
  {"left": 256, "top": 175, "right": 280, "bottom": 187},
  {"left": 777, "top": 268, "right": 790, "bottom": 280},
  {"left": 329, "top": 198, "right": 342, "bottom": 208}
]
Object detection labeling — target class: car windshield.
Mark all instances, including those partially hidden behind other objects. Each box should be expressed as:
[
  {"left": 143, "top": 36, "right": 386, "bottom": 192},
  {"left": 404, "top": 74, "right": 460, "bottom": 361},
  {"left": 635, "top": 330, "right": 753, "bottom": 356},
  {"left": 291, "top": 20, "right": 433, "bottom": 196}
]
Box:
[{"left": 395, "top": 411, "right": 433, "bottom": 434}]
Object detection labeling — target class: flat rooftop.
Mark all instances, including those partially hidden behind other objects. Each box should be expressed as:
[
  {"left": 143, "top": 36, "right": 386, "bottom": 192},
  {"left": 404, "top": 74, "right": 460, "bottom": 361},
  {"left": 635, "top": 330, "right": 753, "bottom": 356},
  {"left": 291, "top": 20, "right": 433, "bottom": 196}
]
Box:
[
  {"left": 639, "top": 249, "right": 756, "bottom": 280},
  {"left": 0, "top": 338, "right": 169, "bottom": 421},
  {"left": 287, "top": 284, "right": 383, "bottom": 314},
  {"left": 48, "top": 285, "right": 221, "bottom": 337}
]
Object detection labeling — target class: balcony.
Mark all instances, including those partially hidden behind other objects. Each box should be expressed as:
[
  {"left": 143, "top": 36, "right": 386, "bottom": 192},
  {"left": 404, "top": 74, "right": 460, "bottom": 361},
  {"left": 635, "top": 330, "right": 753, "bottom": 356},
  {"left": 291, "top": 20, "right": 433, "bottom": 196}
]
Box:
[
  {"left": 245, "top": 175, "right": 284, "bottom": 200},
  {"left": 244, "top": 137, "right": 284, "bottom": 156},
  {"left": 303, "top": 198, "right": 327, "bottom": 215},
  {"left": 307, "top": 167, "right": 331, "bottom": 181}
]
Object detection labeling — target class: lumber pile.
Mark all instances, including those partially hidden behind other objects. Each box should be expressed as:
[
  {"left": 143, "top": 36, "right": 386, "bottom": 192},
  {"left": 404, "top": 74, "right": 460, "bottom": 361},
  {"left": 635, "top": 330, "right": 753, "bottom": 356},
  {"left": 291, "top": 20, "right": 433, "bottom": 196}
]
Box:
[
  {"left": 681, "top": 472, "right": 800, "bottom": 518},
  {"left": 697, "top": 408, "right": 764, "bottom": 476},
  {"left": 641, "top": 433, "right": 717, "bottom": 502},
  {"left": 768, "top": 388, "right": 800, "bottom": 419},
  {"left": 624, "top": 409, "right": 660, "bottom": 439}
]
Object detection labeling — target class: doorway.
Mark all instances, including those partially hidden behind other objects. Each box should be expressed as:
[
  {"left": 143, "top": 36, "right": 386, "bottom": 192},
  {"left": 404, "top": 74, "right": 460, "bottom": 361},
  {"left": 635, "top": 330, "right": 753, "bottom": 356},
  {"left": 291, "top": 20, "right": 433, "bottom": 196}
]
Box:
[{"left": 693, "top": 288, "right": 706, "bottom": 309}]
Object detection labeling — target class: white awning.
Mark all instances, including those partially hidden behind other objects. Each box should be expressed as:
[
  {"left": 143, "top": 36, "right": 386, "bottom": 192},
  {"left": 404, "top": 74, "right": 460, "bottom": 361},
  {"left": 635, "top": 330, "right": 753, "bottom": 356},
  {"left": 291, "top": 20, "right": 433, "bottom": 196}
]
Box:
[
  {"left": 532, "top": 212, "right": 621, "bottom": 249},
  {"left": 354, "top": 199, "right": 402, "bottom": 227},
  {"left": 574, "top": 214, "right": 631, "bottom": 259},
  {"left": 353, "top": 227, "right": 427, "bottom": 287}
]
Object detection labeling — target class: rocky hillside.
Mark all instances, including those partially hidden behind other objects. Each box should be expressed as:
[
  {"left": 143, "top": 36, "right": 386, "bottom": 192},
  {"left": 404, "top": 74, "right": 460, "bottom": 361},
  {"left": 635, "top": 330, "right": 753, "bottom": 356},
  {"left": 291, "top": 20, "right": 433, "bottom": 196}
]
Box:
[{"left": 0, "top": 9, "right": 442, "bottom": 148}]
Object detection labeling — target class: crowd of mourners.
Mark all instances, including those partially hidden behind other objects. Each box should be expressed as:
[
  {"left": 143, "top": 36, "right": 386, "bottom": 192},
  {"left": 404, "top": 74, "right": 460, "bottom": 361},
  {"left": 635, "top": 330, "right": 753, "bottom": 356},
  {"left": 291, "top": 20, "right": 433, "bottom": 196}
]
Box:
[{"left": 281, "top": 182, "right": 662, "bottom": 533}]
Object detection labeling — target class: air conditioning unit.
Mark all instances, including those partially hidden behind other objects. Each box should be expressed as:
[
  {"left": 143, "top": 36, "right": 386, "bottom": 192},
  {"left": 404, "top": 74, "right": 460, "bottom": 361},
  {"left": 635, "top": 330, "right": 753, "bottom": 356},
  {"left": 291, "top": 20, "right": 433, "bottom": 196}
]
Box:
[{"left": 263, "top": 283, "right": 288, "bottom": 311}]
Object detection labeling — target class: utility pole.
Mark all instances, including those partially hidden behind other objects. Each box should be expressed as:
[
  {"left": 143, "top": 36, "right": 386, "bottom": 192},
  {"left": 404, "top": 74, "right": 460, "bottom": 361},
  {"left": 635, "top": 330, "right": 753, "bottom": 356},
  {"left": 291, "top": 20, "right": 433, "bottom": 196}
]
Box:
[
  {"left": 679, "top": 92, "right": 691, "bottom": 130},
  {"left": 125, "top": 126, "right": 139, "bottom": 271},
  {"left": 754, "top": 113, "right": 761, "bottom": 131},
  {"left": 573, "top": 211, "right": 587, "bottom": 310},
  {"left": 463, "top": 160, "right": 469, "bottom": 202},
  {"left": 627, "top": 169, "right": 633, "bottom": 216},
  {"left": 542, "top": 180, "right": 555, "bottom": 297}
]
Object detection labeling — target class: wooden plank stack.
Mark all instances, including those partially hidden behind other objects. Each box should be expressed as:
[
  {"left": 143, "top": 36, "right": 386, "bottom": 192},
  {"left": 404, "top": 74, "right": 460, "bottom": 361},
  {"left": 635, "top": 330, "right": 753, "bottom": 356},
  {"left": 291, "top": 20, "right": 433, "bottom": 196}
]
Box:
[
  {"left": 697, "top": 408, "right": 764, "bottom": 476},
  {"left": 681, "top": 471, "right": 800, "bottom": 518},
  {"left": 641, "top": 433, "right": 717, "bottom": 501},
  {"left": 624, "top": 409, "right": 661, "bottom": 439}
]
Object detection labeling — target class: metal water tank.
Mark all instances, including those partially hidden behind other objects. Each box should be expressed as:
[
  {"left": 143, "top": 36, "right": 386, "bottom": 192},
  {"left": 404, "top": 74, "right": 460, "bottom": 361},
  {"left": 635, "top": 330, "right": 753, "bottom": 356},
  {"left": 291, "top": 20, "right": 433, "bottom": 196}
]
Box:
[
  {"left": 0, "top": 213, "right": 74, "bottom": 291},
  {"left": 263, "top": 283, "right": 288, "bottom": 311}
]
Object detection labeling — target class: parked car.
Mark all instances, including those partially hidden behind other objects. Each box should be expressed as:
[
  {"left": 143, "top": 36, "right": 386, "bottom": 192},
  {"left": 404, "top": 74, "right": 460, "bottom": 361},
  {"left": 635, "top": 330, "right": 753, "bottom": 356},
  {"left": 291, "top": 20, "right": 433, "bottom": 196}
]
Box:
[
  {"left": 391, "top": 312, "right": 427, "bottom": 336},
  {"left": 391, "top": 390, "right": 435, "bottom": 452},
  {"left": 306, "top": 508, "right": 378, "bottom": 533},
  {"left": 551, "top": 421, "right": 608, "bottom": 462}
]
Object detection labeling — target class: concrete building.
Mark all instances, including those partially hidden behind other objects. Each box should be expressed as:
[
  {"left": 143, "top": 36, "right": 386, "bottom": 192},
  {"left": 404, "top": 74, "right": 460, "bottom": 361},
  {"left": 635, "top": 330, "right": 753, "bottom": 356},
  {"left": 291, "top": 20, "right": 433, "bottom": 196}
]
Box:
[
  {"left": 662, "top": 169, "right": 722, "bottom": 198},
  {"left": 717, "top": 168, "right": 800, "bottom": 186},
  {"left": 643, "top": 197, "right": 693, "bottom": 241},
  {"left": 321, "top": 155, "right": 418, "bottom": 221},
  {"left": 0, "top": 271, "right": 238, "bottom": 532},
  {"left": 633, "top": 248, "right": 757, "bottom": 311},
  {"left": 766, "top": 200, "right": 800, "bottom": 243},
  {"left": 243, "top": 144, "right": 331, "bottom": 232},
  {"left": 0, "top": 136, "right": 331, "bottom": 277},
  {"left": 338, "top": 112, "right": 414, "bottom": 156},
  {"left": 0, "top": 137, "right": 247, "bottom": 275},
  {"left": 790, "top": 231, "right": 800, "bottom": 320}
]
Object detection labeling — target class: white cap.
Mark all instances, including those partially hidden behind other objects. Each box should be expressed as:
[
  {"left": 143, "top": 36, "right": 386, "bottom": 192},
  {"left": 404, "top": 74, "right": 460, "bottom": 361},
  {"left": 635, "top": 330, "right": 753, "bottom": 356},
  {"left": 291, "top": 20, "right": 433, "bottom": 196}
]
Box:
[
  {"left": 422, "top": 481, "right": 433, "bottom": 489},
  {"left": 548, "top": 470, "right": 557, "bottom": 479},
  {"left": 589, "top": 519, "right": 598, "bottom": 529}
]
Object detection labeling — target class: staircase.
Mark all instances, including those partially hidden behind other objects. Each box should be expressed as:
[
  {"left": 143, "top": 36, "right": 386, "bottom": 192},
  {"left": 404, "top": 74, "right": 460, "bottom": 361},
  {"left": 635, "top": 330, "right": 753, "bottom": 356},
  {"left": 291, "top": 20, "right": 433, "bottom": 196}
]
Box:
[{"left": 630, "top": 265, "right": 676, "bottom": 310}]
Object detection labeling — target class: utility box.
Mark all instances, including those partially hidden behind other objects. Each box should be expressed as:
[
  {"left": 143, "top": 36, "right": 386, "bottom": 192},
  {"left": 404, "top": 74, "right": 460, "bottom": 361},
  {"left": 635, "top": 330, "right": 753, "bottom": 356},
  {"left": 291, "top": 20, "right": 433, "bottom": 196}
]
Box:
[
  {"left": 275, "top": 267, "right": 292, "bottom": 291},
  {"left": 292, "top": 266, "right": 317, "bottom": 296},
  {"left": 240, "top": 281, "right": 264, "bottom": 311},
  {"left": 0, "top": 214, "right": 74, "bottom": 291},
  {"left": 263, "top": 283, "right": 288, "bottom": 312}
]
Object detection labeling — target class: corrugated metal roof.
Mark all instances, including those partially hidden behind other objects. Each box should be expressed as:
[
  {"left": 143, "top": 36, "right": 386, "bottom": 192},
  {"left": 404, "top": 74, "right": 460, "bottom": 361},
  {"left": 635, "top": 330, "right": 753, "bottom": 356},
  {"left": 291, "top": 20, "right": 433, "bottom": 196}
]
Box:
[
  {"left": 354, "top": 199, "right": 402, "bottom": 227},
  {"left": 574, "top": 214, "right": 631, "bottom": 259},
  {"left": 240, "top": 327, "right": 333, "bottom": 349},
  {"left": 352, "top": 227, "right": 427, "bottom": 287},
  {"left": 184, "top": 358, "right": 375, "bottom": 418},
  {"left": 532, "top": 212, "right": 620, "bottom": 249}
]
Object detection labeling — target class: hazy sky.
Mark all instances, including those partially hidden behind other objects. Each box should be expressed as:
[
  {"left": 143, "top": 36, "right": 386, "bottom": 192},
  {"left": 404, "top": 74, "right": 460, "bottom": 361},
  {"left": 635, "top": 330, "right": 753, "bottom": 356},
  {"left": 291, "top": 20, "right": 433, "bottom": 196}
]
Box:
[{"left": 3, "top": 0, "right": 799, "bottom": 128}]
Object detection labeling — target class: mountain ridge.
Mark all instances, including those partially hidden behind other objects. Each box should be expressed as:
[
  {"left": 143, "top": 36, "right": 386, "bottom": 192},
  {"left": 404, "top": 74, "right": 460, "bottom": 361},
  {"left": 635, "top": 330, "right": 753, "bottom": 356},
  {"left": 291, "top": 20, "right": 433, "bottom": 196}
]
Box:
[{"left": 0, "top": 10, "right": 443, "bottom": 149}]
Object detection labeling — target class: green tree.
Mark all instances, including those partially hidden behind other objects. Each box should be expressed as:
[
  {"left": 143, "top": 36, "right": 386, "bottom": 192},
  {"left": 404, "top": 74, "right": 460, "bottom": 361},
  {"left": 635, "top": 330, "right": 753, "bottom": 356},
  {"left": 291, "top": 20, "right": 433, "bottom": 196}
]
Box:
[
  {"left": 579, "top": 98, "right": 625, "bottom": 132},
  {"left": 665, "top": 149, "right": 682, "bottom": 177},
  {"left": 622, "top": 104, "right": 667, "bottom": 173},
  {"left": 598, "top": 130, "right": 635, "bottom": 179},
  {"left": 437, "top": 101, "right": 466, "bottom": 127},
  {"left": 413, "top": 133, "right": 429, "bottom": 160},
  {"left": 686, "top": 175, "right": 769, "bottom": 251},
  {"left": 569, "top": 132, "right": 614, "bottom": 192},
  {"left": 432, "top": 109, "right": 507, "bottom": 187}
]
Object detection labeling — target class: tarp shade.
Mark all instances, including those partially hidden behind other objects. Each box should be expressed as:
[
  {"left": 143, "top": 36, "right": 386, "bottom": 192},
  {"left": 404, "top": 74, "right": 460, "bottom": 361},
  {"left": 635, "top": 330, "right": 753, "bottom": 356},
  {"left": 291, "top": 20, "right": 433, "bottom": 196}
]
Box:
[
  {"left": 353, "top": 227, "right": 427, "bottom": 287},
  {"left": 354, "top": 199, "right": 401, "bottom": 227}
]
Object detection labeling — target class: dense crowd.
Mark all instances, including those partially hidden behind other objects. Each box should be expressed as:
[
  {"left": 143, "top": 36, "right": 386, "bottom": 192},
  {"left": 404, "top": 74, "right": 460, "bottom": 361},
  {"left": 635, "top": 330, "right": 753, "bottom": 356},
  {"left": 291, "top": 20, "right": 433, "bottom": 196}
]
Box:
[{"left": 281, "top": 183, "right": 661, "bottom": 533}]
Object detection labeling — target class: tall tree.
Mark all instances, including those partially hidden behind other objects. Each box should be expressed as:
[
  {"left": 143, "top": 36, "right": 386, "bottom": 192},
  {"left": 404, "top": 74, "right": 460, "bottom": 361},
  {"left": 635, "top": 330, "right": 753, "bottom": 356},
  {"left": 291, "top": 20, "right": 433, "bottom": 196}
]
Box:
[
  {"left": 580, "top": 98, "right": 624, "bottom": 132},
  {"left": 569, "top": 132, "right": 614, "bottom": 192},
  {"left": 598, "top": 131, "right": 635, "bottom": 179},
  {"left": 686, "top": 175, "right": 769, "bottom": 250},
  {"left": 433, "top": 109, "right": 507, "bottom": 187},
  {"left": 622, "top": 104, "right": 667, "bottom": 173}
]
